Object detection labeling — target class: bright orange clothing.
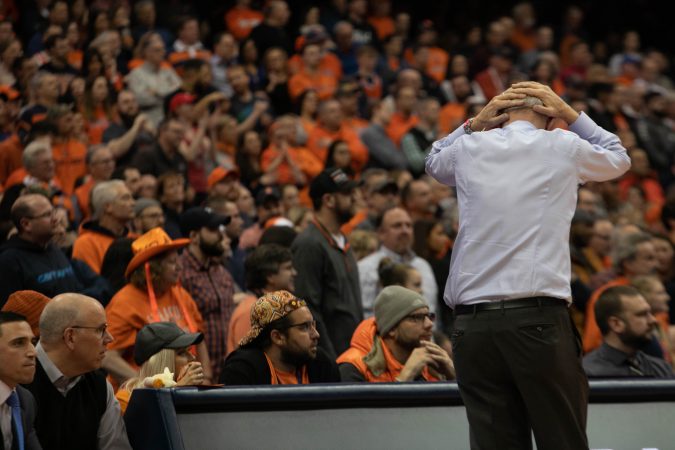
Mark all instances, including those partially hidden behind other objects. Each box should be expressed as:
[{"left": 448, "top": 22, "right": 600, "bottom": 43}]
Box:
[
  {"left": 0, "top": 134, "right": 22, "bottom": 186},
  {"left": 68, "top": 50, "right": 83, "bottom": 71},
  {"left": 85, "top": 105, "right": 112, "bottom": 145},
  {"left": 386, "top": 112, "right": 419, "bottom": 147},
  {"left": 106, "top": 283, "right": 205, "bottom": 366},
  {"left": 618, "top": 173, "right": 665, "bottom": 226},
  {"left": 116, "top": 388, "right": 131, "bottom": 414},
  {"left": 261, "top": 144, "right": 323, "bottom": 185},
  {"left": 264, "top": 353, "right": 309, "bottom": 384},
  {"left": 224, "top": 7, "right": 263, "bottom": 41},
  {"left": 51, "top": 138, "right": 87, "bottom": 195},
  {"left": 343, "top": 117, "right": 369, "bottom": 135},
  {"left": 510, "top": 28, "right": 536, "bottom": 52},
  {"left": 439, "top": 103, "right": 467, "bottom": 134},
  {"left": 288, "top": 53, "right": 342, "bottom": 80},
  {"left": 73, "top": 178, "right": 96, "bottom": 221},
  {"left": 368, "top": 16, "right": 395, "bottom": 40},
  {"left": 403, "top": 47, "right": 449, "bottom": 83},
  {"left": 337, "top": 318, "right": 441, "bottom": 382},
  {"left": 288, "top": 70, "right": 337, "bottom": 101},
  {"left": 226, "top": 294, "right": 256, "bottom": 355},
  {"left": 340, "top": 209, "right": 368, "bottom": 236},
  {"left": 299, "top": 117, "right": 316, "bottom": 137},
  {"left": 71, "top": 222, "right": 127, "bottom": 274},
  {"left": 475, "top": 68, "right": 505, "bottom": 101},
  {"left": 583, "top": 277, "right": 630, "bottom": 353},
  {"left": 307, "top": 124, "right": 368, "bottom": 174}
]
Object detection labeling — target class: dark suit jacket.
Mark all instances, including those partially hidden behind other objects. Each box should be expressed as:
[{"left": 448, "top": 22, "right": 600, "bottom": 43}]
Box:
[{"left": 0, "top": 386, "right": 42, "bottom": 450}]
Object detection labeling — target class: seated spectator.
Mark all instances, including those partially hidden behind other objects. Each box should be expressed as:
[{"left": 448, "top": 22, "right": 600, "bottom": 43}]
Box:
[
  {"left": 361, "top": 98, "right": 408, "bottom": 170},
  {"left": 348, "top": 229, "right": 379, "bottom": 261},
  {"left": 386, "top": 86, "right": 419, "bottom": 147},
  {"left": 24, "top": 293, "right": 131, "bottom": 449},
  {"left": 401, "top": 178, "right": 437, "bottom": 222},
  {"left": 378, "top": 257, "right": 423, "bottom": 294},
  {"left": 131, "top": 198, "right": 164, "bottom": 235},
  {"left": 47, "top": 104, "right": 87, "bottom": 195},
  {"left": 103, "top": 228, "right": 210, "bottom": 386},
  {"left": 73, "top": 145, "right": 116, "bottom": 222},
  {"left": 1, "top": 290, "right": 51, "bottom": 337},
  {"left": 583, "top": 286, "right": 673, "bottom": 378},
  {"left": 220, "top": 290, "right": 340, "bottom": 385},
  {"left": 337, "top": 285, "right": 454, "bottom": 382},
  {"left": 116, "top": 322, "right": 205, "bottom": 413},
  {"left": 0, "top": 311, "right": 41, "bottom": 450},
  {"left": 239, "top": 186, "right": 283, "bottom": 250},
  {"left": 72, "top": 180, "right": 134, "bottom": 274},
  {"left": 81, "top": 76, "right": 114, "bottom": 145},
  {"left": 632, "top": 275, "right": 674, "bottom": 363},
  {"left": 401, "top": 97, "right": 440, "bottom": 177},
  {"left": 156, "top": 171, "right": 187, "bottom": 239}
]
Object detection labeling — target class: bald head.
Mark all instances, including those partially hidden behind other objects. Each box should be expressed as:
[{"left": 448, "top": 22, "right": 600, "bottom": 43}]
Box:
[{"left": 39, "top": 293, "right": 103, "bottom": 345}]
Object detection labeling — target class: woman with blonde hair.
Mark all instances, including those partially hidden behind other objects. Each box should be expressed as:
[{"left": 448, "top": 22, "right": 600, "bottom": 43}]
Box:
[{"left": 116, "top": 321, "right": 205, "bottom": 413}]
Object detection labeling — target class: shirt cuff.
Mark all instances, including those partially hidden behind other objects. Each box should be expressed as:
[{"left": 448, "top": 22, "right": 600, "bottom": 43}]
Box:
[{"left": 568, "top": 112, "right": 598, "bottom": 140}]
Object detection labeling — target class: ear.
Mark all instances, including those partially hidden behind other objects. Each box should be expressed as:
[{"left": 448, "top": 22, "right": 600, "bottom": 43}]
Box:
[
  {"left": 270, "top": 329, "right": 286, "bottom": 346},
  {"left": 63, "top": 328, "right": 77, "bottom": 350},
  {"left": 607, "top": 315, "right": 625, "bottom": 334},
  {"left": 323, "top": 193, "right": 335, "bottom": 209}
]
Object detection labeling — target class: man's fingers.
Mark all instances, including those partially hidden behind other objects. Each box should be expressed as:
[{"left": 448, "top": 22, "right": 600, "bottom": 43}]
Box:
[{"left": 532, "top": 105, "right": 556, "bottom": 116}]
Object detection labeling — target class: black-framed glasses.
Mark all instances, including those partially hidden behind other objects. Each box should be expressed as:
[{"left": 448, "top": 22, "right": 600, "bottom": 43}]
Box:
[
  {"left": 70, "top": 323, "right": 109, "bottom": 339},
  {"left": 283, "top": 320, "right": 318, "bottom": 333},
  {"left": 404, "top": 312, "right": 436, "bottom": 324}
]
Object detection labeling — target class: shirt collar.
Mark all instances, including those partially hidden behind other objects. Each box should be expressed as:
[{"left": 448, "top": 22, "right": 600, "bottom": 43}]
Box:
[
  {"left": 36, "top": 342, "right": 81, "bottom": 390},
  {"left": 503, "top": 120, "right": 538, "bottom": 131},
  {"left": 379, "top": 245, "right": 415, "bottom": 263},
  {"left": 597, "top": 342, "right": 633, "bottom": 366},
  {"left": 0, "top": 379, "right": 12, "bottom": 405}
]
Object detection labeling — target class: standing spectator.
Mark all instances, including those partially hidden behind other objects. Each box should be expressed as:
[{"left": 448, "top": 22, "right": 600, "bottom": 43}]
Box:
[
  {"left": 178, "top": 207, "right": 236, "bottom": 382},
  {"left": 292, "top": 168, "right": 362, "bottom": 359},
  {"left": 475, "top": 46, "right": 519, "bottom": 101},
  {"left": 358, "top": 207, "right": 437, "bottom": 317},
  {"left": 25, "top": 293, "right": 131, "bottom": 450},
  {"left": 248, "top": 0, "right": 292, "bottom": 57},
  {"left": 72, "top": 180, "right": 134, "bottom": 274},
  {"left": 73, "top": 145, "right": 116, "bottom": 222},
  {"left": 126, "top": 32, "right": 181, "bottom": 126},
  {"left": 401, "top": 97, "right": 440, "bottom": 177}
]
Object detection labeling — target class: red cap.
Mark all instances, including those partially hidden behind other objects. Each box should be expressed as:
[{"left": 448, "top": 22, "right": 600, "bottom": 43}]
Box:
[{"left": 169, "top": 92, "right": 196, "bottom": 113}]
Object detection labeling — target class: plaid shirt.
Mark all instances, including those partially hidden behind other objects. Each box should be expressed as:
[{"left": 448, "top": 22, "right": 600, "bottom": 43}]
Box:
[{"left": 179, "top": 250, "right": 235, "bottom": 381}]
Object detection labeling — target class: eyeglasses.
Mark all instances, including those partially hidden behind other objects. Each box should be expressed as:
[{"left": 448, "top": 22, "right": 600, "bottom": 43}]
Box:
[
  {"left": 28, "top": 209, "right": 55, "bottom": 220},
  {"left": 404, "top": 312, "right": 436, "bottom": 324},
  {"left": 70, "top": 323, "right": 109, "bottom": 339},
  {"left": 283, "top": 320, "right": 318, "bottom": 333}
]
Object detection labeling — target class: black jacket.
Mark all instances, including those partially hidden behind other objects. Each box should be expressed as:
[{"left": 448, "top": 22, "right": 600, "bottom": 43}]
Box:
[{"left": 219, "top": 346, "right": 340, "bottom": 385}]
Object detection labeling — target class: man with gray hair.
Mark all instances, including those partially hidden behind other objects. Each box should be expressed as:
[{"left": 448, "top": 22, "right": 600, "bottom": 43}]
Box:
[
  {"left": 17, "top": 72, "right": 60, "bottom": 140},
  {"left": 426, "top": 81, "right": 630, "bottom": 448},
  {"left": 23, "top": 293, "right": 132, "bottom": 449},
  {"left": 72, "top": 180, "right": 135, "bottom": 274},
  {"left": 73, "top": 145, "right": 116, "bottom": 221}
]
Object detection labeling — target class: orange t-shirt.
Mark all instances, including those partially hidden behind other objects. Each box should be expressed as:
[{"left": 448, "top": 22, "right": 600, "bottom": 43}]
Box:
[
  {"left": 226, "top": 294, "right": 256, "bottom": 355},
  {"left": 583, "top": 277, "right": 630, "bottom": 353},
  {"left": 264, "top": 353, "right": 310, "bottom": 385},
  {"left": 307, "top": 124, "right": 368, "bottom": 174},
  {"left": 403, "top": 47, "right": 449, "bottom": 83},
  {"left": 368, "top": 16, "right": 395, "bottom": 41},
  {"left": 386, "top": 112, "right": 419, "bottom": 147},
  {"left": 51, "top": 138, "right": 87, "bottom": 195},
  {"left": 439, "top": 103, "right": 467, "bottom": 134},
  {"left": 288, "top": 53, "right": 342, "bottom": 80},
  {"left": 261, "top": 144, "right": 324, "bottom": 185},
  {"left": 288, "top": 70, "right": 337, "bottom": 101},
  {"left": 71, "top": 224, "right": 123, "bottom": 274},
  {"left": 224, "top": 7, "right": 263, "bottom": 41},
  {"left": 73, "top": 178, "right": 96, "bottom": 222},
  {"left": 106, "top": 283, "right": 205, "bottom": 366},
  {"left": 0, "top": 134, "right": 22, "bottom": 186}
]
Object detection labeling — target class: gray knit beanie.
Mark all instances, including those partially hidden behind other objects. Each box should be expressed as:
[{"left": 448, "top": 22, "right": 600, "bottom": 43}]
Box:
[{"left": 374, "top": 286, "right": 428, "bottom": 335}]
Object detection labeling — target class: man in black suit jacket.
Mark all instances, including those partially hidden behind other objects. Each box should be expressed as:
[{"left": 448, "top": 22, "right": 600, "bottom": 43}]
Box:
[{"left": 0, "top": 312, "right": 41, "bottom": 450}]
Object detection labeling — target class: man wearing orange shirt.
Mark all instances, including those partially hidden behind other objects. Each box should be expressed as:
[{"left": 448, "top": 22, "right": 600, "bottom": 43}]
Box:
[
  {"left": 224, "top": 0, "right": 263, "bottom": 42},
  {"left": 336, "top": 80, "right": 368, "bottom": 135},
  {"left": 307, "top": 99, "right": 368, "bottom": 173},
  {"left": 439, "top": 75, "right": 472, "bottom": 134},
  {"left": 288, "top": 42, "right": 337, "bottom": 101},
  {"left": 73, "top": 145, "right": 115, "bottom": 222},
  {"left": 47, "top": 105, "right": 86, "bottom": 195},
  {"left": 386, "top": 86, "right": 419, "bottom": 147}
]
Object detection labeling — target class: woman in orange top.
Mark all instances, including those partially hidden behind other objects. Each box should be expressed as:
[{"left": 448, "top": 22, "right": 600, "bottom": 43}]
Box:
[
  {"left": 296, "top": 89, "right": 318, "bottom": 137},
  {"left": 82, "top": 75, "right": 114, "bottom": 145},
  {"left": 116, "top": 322, "right": 205, "bottom": 414}
]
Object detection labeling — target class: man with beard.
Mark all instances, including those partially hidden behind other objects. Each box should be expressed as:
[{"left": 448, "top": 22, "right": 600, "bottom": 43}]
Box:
[
  {"left": 102, "top": 90, "right": 154, "bottom": 169},
  {"left": 219, "top": 290, "right": 340, "bottom": 385},
  {"left": 178, "top": 207, "right": 235, "bottom": 381},
  {"left": 358, "top": 207, "right": 437, "bottom": 318},
  {"left": 338, "top": 285, "right": 454, "bottom": 382},
  {"left": 583, "top": 285, "right": 673, "bottom": 377},
  {"left": 292, "top": 168, "right": 363, "bottom": 359}
]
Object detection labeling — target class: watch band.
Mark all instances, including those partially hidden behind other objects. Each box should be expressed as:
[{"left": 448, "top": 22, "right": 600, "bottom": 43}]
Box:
[{"left": 463, "top": 118, "right": 475, "bottom": 135}]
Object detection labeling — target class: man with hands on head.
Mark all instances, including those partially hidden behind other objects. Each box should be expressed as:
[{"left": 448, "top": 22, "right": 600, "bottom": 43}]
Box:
[
  {"left": 426, "top": 82, "right": 630, "bottom": 450},
  {"left": 337, "top": 286, "right": 455, "bottom": 382}
]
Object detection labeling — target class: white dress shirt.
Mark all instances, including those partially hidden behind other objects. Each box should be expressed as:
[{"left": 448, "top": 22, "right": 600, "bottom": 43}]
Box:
[
  {"left": 36, "top": 344, "right": 132, "bottom": 450},
  {"left": 358, "top": 246, "right": 438, "bottom": 317},
  {"left": 426, "top": 112, "right": 630, "bottom": 307}
]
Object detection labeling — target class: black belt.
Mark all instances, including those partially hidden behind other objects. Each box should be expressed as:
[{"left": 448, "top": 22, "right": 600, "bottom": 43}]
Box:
[{"left": 454, "top": 297, "right": 568, "bottom": 315}]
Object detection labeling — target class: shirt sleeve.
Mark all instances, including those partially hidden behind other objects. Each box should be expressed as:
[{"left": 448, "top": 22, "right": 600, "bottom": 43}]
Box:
[
  {"left": 424, "top": 124, "right": 468, "bottom": 186},
  {"left": 97, "top": 381, "right": 132, "bottom": 450},
  {"left": 568, "top": 112, "right": 631, "bottom": 183}
]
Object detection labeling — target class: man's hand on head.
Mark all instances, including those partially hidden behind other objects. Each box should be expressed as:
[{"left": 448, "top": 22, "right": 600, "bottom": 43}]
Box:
[
  {"left": 510, "top": 81, "right": 580, "bottom": 125},
  {"left": 471, "top": 90, "right": 527, "bottom": 131}
]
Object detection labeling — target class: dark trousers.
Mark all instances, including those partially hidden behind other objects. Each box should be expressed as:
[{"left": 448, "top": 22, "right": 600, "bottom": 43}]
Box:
[{"left": 451, "top": 303, "right": 589, "bottom": 450}]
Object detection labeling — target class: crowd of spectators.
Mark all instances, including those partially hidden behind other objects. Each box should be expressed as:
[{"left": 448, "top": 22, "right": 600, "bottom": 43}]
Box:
[{"left": 0, "top": 0, "right": 674, "bottom": 446}]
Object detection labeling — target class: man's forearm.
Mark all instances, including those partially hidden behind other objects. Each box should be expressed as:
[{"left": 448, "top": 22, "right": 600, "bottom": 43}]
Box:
[{"left": 102, "top": 350, "right": 137, "bottom": 384}]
